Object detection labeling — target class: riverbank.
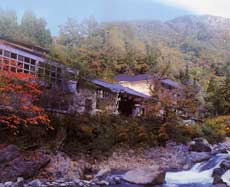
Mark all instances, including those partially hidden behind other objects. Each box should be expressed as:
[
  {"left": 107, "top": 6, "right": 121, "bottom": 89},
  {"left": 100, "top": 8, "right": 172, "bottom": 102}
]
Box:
[{"left": 2, "top": 138, "right": 230, "bottom": 187}]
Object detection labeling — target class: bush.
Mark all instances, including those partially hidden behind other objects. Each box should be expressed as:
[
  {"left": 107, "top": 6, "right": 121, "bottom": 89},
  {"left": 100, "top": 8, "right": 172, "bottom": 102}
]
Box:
[
  {"left": 53, "top": 114, "right": 201, "bottom": 153},
  {"left": 201, "top": 115, "right": 230, "bottom": 143}
]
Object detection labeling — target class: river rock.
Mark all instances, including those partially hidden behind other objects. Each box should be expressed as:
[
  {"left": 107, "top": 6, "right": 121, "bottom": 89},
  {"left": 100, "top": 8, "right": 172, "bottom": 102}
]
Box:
[
  {"left": 0, "top": 145, "right": 50, "bottom": 183},
  {"left": 95, "top": 167, "right": 111, "bottom": 179},
  {"left": 220, "top": 158, "right": 230, "bottom": 170},
  {"left": 213, "top": 176, "right": 227, "bottom": 185},
  {"left": 189, "top": 152, "right": 212, "bottom": 163},
  {"left": 189, "top": 138, "right": 212, "bottom": 152},
  {"left": 122, "top": 167, "right": 165, "bottom": 185},
  {"left": 28, "top": 179, "right": 42, "bottom": 187},
  {"left": 42, "top": 151, "right": 86, "bottom": 180},
  {"left": 212, "top": 168, "right": 226, "bottom": 178},
  {"left": 0, "top": 145, "right": 20, "bottom": 164}
]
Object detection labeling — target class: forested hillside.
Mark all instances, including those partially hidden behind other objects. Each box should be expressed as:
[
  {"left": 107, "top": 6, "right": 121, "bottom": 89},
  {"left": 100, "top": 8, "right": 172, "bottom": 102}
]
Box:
[{"left": 1, "top": 9, "right": 230, "bottom": 85}]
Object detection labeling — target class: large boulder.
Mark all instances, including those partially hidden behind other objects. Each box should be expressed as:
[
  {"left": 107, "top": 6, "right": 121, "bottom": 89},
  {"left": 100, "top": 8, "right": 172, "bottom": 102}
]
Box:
[
  {"left": 42, "top": 152, "right": 86, "bottom": 180},
  {"left": 0, "top": 145, "right": 50, "bottom": 183},
  {"left": 212, "top": 168, "right": 227, "bottom": 186},
  {"left": 212, "top": 168, "right": 226, "bottom": 178},
  {"left": 220, "top": 158, "right": 230, "bottom": 170},
  {"left": 122, "top": 167, "right": 165, "bottom": 185},
  {"left": 189, "top": 152, "right": 212, "bottom": 163},
  {"left": 0, "top": 145, "right": 20, "bottom": 164},
  {"left": 189, "top": 138, "right": 212, "bottom": 152}
]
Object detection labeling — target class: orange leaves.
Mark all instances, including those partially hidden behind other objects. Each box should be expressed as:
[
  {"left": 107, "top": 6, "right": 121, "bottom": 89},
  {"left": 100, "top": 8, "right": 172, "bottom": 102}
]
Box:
[{"left": 0, "top": 70, "right": 50, "bottom": 131}]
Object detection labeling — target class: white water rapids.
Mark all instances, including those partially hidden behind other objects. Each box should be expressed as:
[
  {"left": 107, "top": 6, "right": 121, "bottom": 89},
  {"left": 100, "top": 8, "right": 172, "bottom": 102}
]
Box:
[{"left": 165, "top": 153, "right": 230, "bottom": 187}]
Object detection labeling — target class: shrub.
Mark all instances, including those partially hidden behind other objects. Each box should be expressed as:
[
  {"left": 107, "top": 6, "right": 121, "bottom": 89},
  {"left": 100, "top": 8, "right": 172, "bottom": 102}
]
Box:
[{"left": 201, "top": 115, "right": 230, "bottom": 143}]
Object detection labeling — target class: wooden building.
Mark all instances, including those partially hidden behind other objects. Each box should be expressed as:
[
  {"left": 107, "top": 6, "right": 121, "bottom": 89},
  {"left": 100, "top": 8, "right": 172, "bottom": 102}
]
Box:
[{"left": 0, "top": 38, "right": 77, "bottom": 87}]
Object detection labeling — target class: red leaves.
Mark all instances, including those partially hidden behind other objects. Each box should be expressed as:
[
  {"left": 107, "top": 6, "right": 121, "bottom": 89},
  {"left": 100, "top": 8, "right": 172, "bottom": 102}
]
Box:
[{"left": 0, "top": 69, "right": 50, "bottom": 131}]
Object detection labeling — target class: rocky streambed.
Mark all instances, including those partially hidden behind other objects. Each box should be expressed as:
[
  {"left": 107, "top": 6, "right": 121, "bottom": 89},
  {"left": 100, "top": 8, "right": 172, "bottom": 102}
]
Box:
[{"left": 1, "top": 138, "right": 230, "bottom": 187}]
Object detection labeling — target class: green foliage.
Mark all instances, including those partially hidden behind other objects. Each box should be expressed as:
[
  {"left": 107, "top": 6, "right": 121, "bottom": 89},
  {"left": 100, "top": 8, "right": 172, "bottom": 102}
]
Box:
[
  {"left": 201, "top": 116, "right": 230, "bottom": 143},
  {"left": 0, "top": 9, "right": 18, "bottom": 39},
  {"left": 19, "top": 11, "right": 52, "bottom": 47},
  {"left": 48, "top": 114, "right": 201, "bottom": 153},
  {"left": 0, "top": 10, "right": 52, "bottom": 47}
]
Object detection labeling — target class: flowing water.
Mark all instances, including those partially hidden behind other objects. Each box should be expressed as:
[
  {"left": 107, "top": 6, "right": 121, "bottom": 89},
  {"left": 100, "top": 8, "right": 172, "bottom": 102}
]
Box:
[
  {"left": 110, "top": 153, "right": 230, "bottom": 187},
  {"left": 164, "top": 153, "right": 230, "bottom": 187}
]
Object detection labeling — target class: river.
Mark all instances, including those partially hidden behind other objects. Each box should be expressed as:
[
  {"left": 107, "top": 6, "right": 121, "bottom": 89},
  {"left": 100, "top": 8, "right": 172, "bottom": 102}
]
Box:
[{"left": 110, "top": 152, "right": 230, "bottom": 187}]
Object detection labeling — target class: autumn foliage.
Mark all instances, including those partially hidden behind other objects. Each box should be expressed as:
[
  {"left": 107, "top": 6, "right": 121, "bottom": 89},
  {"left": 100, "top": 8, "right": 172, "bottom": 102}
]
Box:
[{"left": 0, "top": 70, "right": 50, "bottom": 132}]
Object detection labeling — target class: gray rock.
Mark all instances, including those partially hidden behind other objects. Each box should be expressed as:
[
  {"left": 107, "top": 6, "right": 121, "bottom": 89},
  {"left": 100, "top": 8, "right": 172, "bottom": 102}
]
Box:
[
  {"left": 4, "top": 181, "right": 13, "bottom": 187},
  {"left": 212, "top": 168, "right": 226, "bottom": 178},
  {"left": 0, "top": 145, "right": 50, "bottom": 183},
  {"left": 213, "top": 176, "right": 227, "bottom": 185},
  {"left": 190, "top": 152, "right": 212, "bottom": 163},
  {"left": 0, "top": 145, "right": 20, "bottom": 164},
  {"left": 74, "top": 179, "right": 80, "bottom": 184},
  {"left": 220, "top": 158, "right": 230, "bottom": 170},
  {"left": 0, "top": 183, "right": 4, "bottom": 187},
  {"left": 28, "top": 179, "right": 42, "bottom": 187},
  {"left": 95, "top": 167, "right": 111, "bottom": 179},
  {"left": 122, "top": 167, "right": 165, "bottom": 185},
  {"left": 96, "top": 180, "right": 109, "bottom": 186},
  {"left": 189, "top": 138, "right": 212, "bottom": 152}
]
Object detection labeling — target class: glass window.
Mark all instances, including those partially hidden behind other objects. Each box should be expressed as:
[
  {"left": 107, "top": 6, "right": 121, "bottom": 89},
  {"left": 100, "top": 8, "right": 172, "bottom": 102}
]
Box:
[
  {"left": 51, "top": 65, "right": 56, "bottom": 72},
  {"left": 31, "top": 59, "right": 36, "bottom": 65},
  {"left": 17, "top": 62, "right": 23, "bottom": 68},
  {"left": 24, "top": 57, "right": 30, "bottom": 63},
  {"left": 0, "top": 49, "right": 2, "bottom": 55},
  {"left": 57, "top": 67, "right": 61, "bottom": 74},
  {"left": 4, "top": 50, "right": 10, "bottom": 57},
  {"left": 18, "top": 55, "right": 24, "bottom": 61},
  {"left": 45, "top": 69, "right": 50, "bottom": 76},
  {"left": 17, "top": 68, "right": 23, "bottom": 73},
  {"left": 24, "top": 64, "right": 30, "bottom": 70},
  {"left": 38, "top": 61, "right": 45, "bottom": 68},
  {"left": 11, "top": 53, "right": 17, "bottom": 59},
  {"left": 51, "top": 72, "right": 56, "bottom": 78},
  {"left": 38, "top": 68, "right": 44, "bottom": 77},
  {"left": 30, "top": 66, "right": 35, "bottom": 72}
]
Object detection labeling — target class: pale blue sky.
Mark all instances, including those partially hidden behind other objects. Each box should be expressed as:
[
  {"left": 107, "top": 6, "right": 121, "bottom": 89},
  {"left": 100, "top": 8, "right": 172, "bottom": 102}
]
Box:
[{"left": 0, "top": 0, "right": 192, "bottom": 35}]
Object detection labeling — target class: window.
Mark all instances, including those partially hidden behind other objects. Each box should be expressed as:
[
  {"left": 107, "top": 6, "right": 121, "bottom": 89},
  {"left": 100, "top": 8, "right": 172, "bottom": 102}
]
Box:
[
  {"left": 17, "top": 69, "right": 23, "bottom": 73},
  {"left": 4, "top": 50, "right": 10, "bottom": 57},
  {"left": 0, "top": 49, "right": 2, "bottom": 55},
  {"left": 51, "top": 72, "right": 56, "bottom": 78},
  {"left": 11, "top": 53, "right": 17, "bottom": 59},
  {"left": 24, "top": 57, "right": 30, "bottom": 63},
  {"left": 18, "top": 55, "right": 23, "bottom": 61},
  {"left": 30, "top": 66, "right": 35, "bottom": 72},
  {"left": 17, "top": 62, "right": 23, "bottom": 68},
  {"left": 24, "top": 64, "right": 30, "bottom": 70},
  {"left": 38, "top": 68, "right": 45, "bottom": 78},
  {"left": 31, "top": 59, "right": 36, "bottom": 65},
  {"left": 38, "top": 61, "right": 45, "bottom": 68}
]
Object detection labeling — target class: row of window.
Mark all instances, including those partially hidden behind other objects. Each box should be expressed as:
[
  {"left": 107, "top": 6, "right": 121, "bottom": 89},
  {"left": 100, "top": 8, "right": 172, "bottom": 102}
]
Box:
[{"left": 0, "top": 48, "right": 64, "bottom": 83}]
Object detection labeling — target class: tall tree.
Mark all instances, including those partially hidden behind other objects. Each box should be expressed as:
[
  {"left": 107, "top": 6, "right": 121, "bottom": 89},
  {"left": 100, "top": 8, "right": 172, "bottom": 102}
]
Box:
[
  {"left": 20, "top": 11, "right": 52, "bottom": 47},
  {"left": 0, "top": 9, "right": 18, "bottom": 39}
]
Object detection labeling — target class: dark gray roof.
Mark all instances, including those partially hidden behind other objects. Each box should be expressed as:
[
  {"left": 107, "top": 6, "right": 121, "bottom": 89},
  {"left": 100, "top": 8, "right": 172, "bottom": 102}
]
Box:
[
  {"left": 115, "top": 74, "right": 151, "bottom": 82},
  {"left": 91, "top": 80, "right": 150, "bottom": 99}
]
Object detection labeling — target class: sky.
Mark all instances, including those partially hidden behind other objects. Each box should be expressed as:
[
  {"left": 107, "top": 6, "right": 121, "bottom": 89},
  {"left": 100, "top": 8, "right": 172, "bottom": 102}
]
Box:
[{"left": 0, "top": 0, "right": 229, "bottom": 35}]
